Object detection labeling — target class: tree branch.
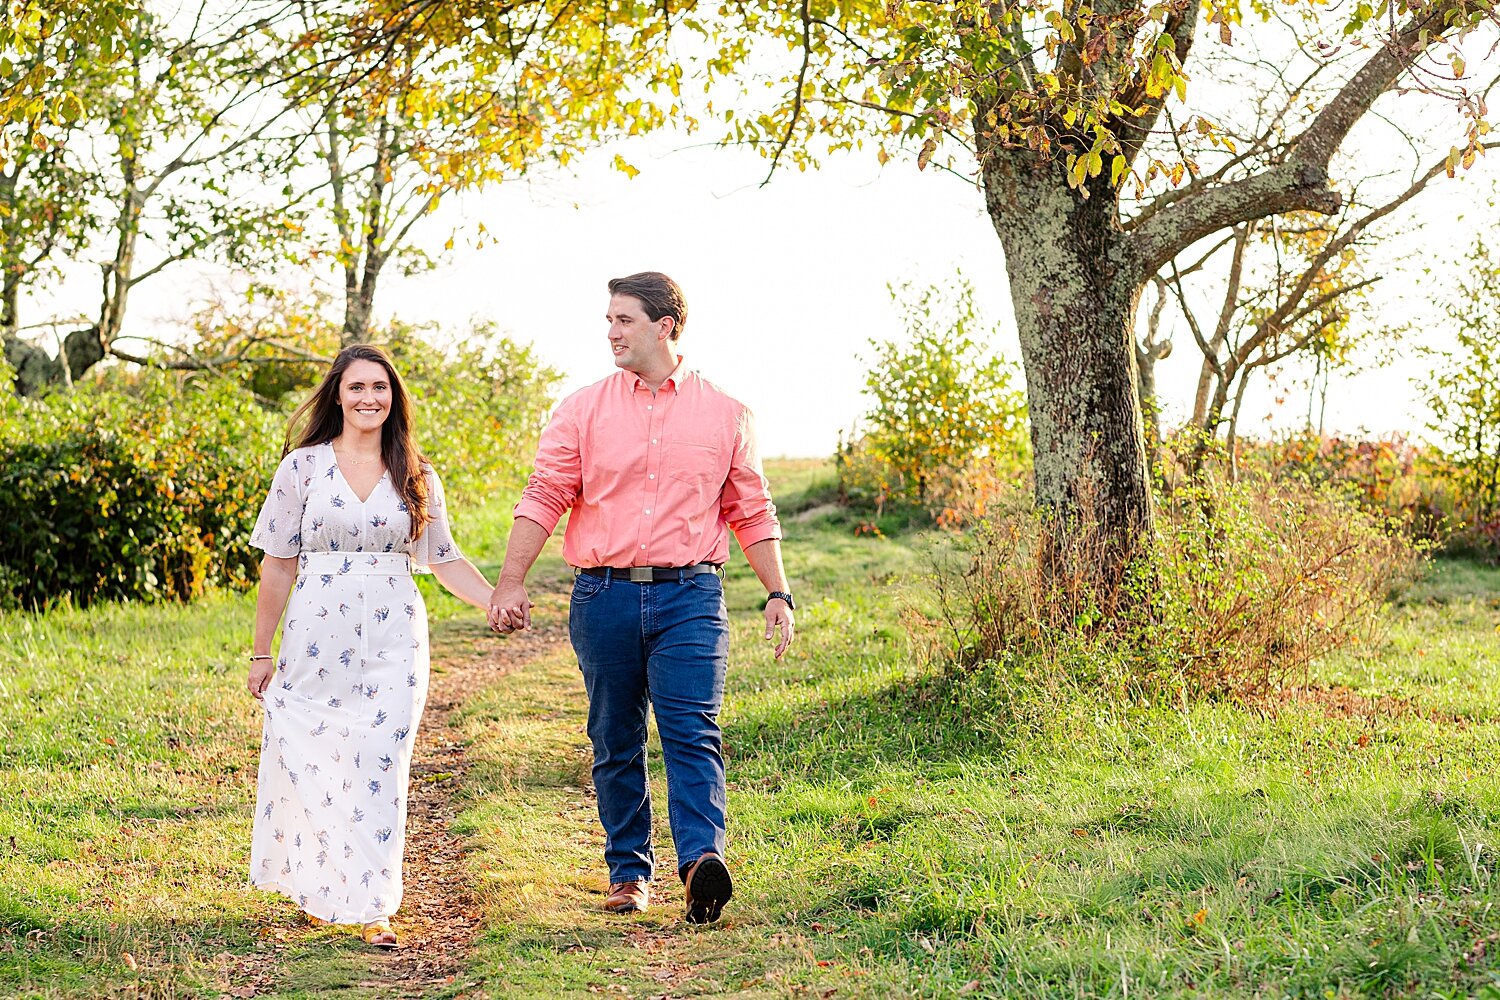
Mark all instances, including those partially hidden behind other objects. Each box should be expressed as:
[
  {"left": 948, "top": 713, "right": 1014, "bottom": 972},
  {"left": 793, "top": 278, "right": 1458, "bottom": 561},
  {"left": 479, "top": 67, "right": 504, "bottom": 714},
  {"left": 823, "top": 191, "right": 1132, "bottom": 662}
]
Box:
[
  {"left": 1116, "top": 0, "right": 1200, "bottom": 166},
  {"left": 762, "top": 0, "right": 812, "bottom": 187},
  {"left": 1130, "top": 0, "right": 1468, "bottom": 280}
]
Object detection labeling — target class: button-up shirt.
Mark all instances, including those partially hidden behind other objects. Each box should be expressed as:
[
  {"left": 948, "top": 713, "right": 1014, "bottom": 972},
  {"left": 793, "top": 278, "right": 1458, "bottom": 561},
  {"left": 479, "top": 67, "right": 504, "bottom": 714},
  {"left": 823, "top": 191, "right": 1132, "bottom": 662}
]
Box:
[{"left": 513, "top": 358, "right": 782, "bottom": 568}]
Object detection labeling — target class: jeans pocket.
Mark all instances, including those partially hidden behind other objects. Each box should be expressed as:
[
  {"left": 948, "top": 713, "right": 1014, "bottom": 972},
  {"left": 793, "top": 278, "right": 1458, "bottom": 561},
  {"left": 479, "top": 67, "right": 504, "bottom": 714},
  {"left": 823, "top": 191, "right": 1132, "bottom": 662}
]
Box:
[
  {"left": 686, "top": 572, "right": 723, "bottom": 595},
  {"left": 572, "top": 574, "right": 607, "bottom": 604}
]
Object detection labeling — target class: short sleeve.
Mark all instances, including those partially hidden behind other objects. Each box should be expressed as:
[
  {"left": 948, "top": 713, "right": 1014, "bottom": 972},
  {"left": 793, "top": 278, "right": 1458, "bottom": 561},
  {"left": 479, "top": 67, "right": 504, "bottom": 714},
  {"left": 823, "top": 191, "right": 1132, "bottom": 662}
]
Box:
[
  {"left": 249, "top": 452, "right": 306, "bottom": 557},
  {"left": 410, "top": 466, "right": 463, "bottom": 571}
]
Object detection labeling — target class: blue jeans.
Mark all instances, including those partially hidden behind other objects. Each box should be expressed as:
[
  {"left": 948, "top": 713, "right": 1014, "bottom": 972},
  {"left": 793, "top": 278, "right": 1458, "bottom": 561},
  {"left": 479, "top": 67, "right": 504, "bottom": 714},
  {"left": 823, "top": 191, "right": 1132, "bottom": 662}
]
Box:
[{"left": 568, "top": 569, "right": 730, "bottom": 885}]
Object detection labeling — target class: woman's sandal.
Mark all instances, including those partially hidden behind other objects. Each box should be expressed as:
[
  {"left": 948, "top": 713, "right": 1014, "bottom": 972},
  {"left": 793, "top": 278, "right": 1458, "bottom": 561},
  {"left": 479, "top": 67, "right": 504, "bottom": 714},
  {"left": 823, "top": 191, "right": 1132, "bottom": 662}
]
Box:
[{"left": 361, "top": 919, "right": 397, "bottom": 949}]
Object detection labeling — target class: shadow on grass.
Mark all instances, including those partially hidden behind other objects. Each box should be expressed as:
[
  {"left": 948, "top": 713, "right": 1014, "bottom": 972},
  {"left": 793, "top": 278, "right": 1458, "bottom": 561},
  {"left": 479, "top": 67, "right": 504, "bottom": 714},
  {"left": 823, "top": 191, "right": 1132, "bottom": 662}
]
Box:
[
  {"left": 114, "top": 801, "right": 238, "bottom": 822},
  {"left": 728, "top": 657, "right": 1028, "bottom": 774}
]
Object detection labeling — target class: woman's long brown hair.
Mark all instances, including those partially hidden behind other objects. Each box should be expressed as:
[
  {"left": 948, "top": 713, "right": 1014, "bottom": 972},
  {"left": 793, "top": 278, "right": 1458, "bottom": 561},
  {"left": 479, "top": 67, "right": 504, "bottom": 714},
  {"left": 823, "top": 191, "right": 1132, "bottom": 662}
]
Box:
[{"left": 285, "top": 345, "right": 432, "bottom": 541}]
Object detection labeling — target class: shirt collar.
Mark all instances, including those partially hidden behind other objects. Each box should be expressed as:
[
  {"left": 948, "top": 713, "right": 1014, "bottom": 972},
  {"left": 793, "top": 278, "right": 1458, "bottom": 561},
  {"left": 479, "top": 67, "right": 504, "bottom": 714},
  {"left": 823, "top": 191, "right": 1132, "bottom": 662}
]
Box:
[{"left": 631, "top": 355, "right": 690, "bottom": 394}]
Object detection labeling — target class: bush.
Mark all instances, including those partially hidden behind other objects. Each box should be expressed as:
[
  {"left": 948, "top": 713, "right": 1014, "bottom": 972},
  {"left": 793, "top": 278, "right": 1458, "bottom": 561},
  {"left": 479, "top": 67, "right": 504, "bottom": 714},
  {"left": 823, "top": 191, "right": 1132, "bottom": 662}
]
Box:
[
  {"left": 1416, "top": 238, "right": 1500, "bottom": 527},
  {"left": 0, "top": 371, "right": 282, "bottom": 608},
  {"left": 838, "top": 279, "right": 1029, "bottom": 525},
  {"left": 385, "top": 320, "right": 562, "bottom": 509},
  {"left": 188, "top": 305, "right": 563, "bottom": 509},
  {"left": 1223, "top": 432, "right": 1456, "bottom": 543},
  {"left": 926, "top": 474, "right": 1422, "bottom": 698},
  {"left": 0, "top": 321, "right": 561, "bottom": 609}
]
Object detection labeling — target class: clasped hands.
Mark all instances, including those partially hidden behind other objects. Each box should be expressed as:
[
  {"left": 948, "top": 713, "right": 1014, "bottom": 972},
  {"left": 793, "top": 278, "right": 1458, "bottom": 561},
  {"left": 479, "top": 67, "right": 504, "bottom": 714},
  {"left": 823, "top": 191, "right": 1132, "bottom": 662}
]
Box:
[{"left": 486, "top": 580, "right": 532, "bottom": 634}]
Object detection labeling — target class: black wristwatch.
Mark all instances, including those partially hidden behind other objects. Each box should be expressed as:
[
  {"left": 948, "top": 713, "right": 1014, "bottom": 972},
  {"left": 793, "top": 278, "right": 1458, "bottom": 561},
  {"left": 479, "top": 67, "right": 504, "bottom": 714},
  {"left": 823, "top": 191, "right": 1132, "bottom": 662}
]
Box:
[{"left": 767, "top": 590, "right": 795, "bottom": 610}]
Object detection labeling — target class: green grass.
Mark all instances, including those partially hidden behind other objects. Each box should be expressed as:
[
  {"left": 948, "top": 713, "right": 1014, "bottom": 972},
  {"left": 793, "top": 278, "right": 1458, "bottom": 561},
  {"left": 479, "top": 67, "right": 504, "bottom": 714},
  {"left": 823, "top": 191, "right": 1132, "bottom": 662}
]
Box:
[
  {"left": 449, "top": 468, "right": 1500, "bottom": 999},
  {"left": 0, "top": 507, "right": 517, "bottom": 998},
  {"left": 3, "top": 461, "right": 1500, "bottom": 997}
]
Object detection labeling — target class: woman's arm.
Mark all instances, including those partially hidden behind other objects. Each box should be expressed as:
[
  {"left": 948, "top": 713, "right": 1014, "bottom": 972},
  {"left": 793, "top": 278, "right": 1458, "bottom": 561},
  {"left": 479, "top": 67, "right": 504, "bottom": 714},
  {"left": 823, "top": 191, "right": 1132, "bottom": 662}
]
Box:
[
  {"left": 248, "top": 554, "right": 299, "bottom": 699},
  {"left": 430, "top": 557, "right": 494, "bottom": 610}
]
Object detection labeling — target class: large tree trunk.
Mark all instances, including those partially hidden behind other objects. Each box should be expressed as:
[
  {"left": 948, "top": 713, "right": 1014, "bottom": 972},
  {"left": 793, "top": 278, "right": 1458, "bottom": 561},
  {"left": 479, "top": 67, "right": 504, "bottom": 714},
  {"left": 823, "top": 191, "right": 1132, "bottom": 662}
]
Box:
[{"left": 984, "top": 153, "right": 1154, "bottom": 586}]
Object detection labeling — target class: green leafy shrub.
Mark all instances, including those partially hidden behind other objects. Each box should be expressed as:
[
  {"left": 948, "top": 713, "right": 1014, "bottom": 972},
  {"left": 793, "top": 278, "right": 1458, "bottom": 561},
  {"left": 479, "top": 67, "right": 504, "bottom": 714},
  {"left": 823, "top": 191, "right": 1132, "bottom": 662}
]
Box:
[
  {"left": 0, "top": 321, "right": 561, "bottom": 608},
  {"left": 926, "top": 474, "right": 1422, "bottom": 698},
  {"left": 1223, "top": 432, "right": 1456, "bottom": 544},
  {"left": 186, "top": 302, "right": 563, "bottom": 509},
  {"left": 838, "top": 279, "right": 1029, "bottom": 525},
  {"left": 385, "top": 320, "right": 562, "bottom": 509},
  {"left": 0, "top": 372, "right": 282, "bottom": 608}
]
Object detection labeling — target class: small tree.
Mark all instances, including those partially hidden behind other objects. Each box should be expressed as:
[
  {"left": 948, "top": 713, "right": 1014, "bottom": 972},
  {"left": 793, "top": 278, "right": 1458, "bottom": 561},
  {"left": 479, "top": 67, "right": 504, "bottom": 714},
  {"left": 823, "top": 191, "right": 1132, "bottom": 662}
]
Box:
[
  {"left": 1419, "top": 239, "right": 1500, "bottom": 522},
  {"left": 851, "top": 280, "right": 1028, "bottom": 514}
]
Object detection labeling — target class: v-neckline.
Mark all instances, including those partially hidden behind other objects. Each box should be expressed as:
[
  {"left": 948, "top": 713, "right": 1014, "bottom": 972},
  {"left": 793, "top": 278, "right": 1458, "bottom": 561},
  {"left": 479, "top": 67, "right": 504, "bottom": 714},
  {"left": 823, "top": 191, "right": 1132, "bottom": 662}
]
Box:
[{"left": 328, "top": 442, "right": 387, "bottom": 505}]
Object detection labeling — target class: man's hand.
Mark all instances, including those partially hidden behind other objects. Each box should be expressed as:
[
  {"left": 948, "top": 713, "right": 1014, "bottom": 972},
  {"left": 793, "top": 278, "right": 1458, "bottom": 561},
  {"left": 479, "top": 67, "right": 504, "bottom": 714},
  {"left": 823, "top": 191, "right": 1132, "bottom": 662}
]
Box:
[
  {"left": 764, "top": 597, "right": 795, "bottom": 660},
  {"left": 488, "top": 579, "right": 532, "bottom": 633}
]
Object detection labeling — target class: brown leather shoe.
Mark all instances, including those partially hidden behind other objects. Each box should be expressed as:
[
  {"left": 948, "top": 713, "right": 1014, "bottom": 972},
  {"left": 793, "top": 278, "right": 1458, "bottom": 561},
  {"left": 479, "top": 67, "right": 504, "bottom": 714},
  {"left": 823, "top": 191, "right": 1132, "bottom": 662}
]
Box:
[
  {"left": 682, "top": 854, "right": 732, "bottom": 924},
  {"left": 603, "top": 880, "right": 649, "bottom": 913}
]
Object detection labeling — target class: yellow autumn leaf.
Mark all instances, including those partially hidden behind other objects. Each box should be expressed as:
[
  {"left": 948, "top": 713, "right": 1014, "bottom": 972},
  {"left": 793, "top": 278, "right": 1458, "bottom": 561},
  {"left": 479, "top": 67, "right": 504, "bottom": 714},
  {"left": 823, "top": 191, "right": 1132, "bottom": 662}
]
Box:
[
  {"left": 1111, "top": 155, "right": 1127, "bottom": 186},
  {"left": 612, "top": 153, "right": 640, "bottom": 179}
]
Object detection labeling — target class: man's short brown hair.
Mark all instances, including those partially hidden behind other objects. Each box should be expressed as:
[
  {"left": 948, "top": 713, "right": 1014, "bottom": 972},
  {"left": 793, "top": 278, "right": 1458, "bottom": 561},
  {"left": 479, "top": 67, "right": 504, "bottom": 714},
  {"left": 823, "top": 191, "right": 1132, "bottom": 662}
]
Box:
[{"left": 608, "top": 272, "right": 688, "bottom": 342}]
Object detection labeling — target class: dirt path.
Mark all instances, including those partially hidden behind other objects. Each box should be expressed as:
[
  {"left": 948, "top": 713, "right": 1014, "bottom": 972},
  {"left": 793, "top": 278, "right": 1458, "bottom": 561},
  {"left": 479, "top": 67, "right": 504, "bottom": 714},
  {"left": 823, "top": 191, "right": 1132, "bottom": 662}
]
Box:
[
  {"left": 223, "top": 619, "right": 570, "bottom": 998},
  {"left": 382, "top": 620, "right": 569, "bottom": 991}
]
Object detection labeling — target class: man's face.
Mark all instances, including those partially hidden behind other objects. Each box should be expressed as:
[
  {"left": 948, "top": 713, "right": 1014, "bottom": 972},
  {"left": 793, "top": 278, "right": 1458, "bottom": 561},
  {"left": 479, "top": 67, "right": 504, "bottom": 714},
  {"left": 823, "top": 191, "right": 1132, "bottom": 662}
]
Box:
[{"left": 606, "top": 293, "right": 672, "bottom": 373}]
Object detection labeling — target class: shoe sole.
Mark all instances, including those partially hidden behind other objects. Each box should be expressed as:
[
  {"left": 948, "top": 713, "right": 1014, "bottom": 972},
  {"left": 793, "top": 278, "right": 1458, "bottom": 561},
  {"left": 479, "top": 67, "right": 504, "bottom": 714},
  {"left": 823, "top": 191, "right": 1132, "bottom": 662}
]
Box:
[
  {"left": 603, "top": 901, "right": 645, "bottom": 914},
  {"left": 685, "top": 856, "right": 733, "bottom": 924}
]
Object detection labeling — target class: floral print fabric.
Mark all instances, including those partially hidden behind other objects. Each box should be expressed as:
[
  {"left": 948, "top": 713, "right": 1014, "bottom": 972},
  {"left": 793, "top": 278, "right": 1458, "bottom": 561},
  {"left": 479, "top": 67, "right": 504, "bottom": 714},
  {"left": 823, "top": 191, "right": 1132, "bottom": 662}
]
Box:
[{"left": 247, "top": 442, "right": 462, "bottom": 922}]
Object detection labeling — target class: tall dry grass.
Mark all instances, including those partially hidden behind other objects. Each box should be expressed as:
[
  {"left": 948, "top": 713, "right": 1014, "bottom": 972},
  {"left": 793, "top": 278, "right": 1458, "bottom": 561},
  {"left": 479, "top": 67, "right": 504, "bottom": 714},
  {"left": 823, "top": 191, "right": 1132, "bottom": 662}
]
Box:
[{"left": 927, "top": 475, "right": 1422, "bottom": 697}]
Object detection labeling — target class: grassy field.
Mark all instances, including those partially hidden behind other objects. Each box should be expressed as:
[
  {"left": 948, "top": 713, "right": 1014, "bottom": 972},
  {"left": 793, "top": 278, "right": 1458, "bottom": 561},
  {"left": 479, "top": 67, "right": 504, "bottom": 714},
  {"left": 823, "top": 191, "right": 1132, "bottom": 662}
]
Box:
[{"left": 2, "top": 459, "right": 1499, "bottom": 997}]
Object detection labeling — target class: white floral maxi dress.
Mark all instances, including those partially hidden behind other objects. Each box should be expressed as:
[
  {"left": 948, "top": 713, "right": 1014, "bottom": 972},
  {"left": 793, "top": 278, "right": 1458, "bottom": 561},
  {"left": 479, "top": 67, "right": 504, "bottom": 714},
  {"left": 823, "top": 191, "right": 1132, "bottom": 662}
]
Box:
[{"left": 247, "top": 442, "right": 462, "bottom": 923}]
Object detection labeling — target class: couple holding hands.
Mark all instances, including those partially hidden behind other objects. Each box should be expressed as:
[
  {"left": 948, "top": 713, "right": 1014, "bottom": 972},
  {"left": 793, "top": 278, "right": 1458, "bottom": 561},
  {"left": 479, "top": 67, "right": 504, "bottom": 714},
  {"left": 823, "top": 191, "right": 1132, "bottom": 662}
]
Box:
[{"left": 245, "top": 272, "right": 796, "bottom": 947}]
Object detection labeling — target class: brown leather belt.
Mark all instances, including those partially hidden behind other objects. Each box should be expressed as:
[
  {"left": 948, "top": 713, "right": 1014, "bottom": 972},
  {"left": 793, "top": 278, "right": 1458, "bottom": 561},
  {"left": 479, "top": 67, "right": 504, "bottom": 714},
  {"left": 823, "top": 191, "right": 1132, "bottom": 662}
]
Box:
[{"left": 575, "top": 563, "right": 720, "bottom": 583}]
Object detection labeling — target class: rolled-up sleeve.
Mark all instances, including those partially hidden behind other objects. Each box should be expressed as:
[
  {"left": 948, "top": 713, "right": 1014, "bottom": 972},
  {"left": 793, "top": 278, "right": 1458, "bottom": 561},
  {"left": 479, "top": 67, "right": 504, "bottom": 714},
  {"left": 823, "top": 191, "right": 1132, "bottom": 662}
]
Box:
[
  {"left": 721, "top": 405, "right": 781, "bottom": 549},
  {"left": 513, "top": 396, "right": 583, "bottom": 533}
]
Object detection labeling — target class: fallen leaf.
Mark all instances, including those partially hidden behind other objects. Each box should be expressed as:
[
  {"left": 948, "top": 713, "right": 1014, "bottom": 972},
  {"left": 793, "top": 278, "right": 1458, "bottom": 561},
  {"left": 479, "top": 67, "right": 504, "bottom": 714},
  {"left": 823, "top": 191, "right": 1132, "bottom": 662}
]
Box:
[{"left": 121, "top": 952, "right": 138, "bottom": 971}]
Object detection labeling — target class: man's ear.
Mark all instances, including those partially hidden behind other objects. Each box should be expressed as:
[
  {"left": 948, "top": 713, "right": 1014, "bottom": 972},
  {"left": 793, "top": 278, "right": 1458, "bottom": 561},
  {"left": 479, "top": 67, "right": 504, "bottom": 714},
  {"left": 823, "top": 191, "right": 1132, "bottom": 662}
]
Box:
[{"left": 659, "top": 316, "right": 675, "bottom": 341}]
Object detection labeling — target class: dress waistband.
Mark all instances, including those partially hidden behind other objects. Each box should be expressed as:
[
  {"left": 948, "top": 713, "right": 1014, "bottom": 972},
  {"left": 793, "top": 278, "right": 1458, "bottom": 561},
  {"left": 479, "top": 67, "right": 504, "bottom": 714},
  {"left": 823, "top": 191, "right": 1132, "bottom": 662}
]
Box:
[{"left": 299, "top": 551, "right": 412, "bottom": 576}]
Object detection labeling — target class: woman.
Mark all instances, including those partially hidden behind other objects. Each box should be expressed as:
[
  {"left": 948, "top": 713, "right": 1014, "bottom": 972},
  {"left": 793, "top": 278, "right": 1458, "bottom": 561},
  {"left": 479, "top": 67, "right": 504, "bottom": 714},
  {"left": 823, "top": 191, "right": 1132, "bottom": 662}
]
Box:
[{"left": 244, "top": 344, "right": 493, "bottom": 948}]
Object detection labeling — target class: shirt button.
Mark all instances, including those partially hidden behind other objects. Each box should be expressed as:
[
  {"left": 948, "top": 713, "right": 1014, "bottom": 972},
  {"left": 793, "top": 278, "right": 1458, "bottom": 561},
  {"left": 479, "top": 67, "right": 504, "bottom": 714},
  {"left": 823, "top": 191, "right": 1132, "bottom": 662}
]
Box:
[
  {"left": 649, "top": 473, "right": 656, "bottom": 480},
  {"left": 640, "top": 544, "right": 646, "bottom": 549},
  {"left": 644, "top": 509, "right": 651, "bottom": 515},
  {"left": 646, "top": 405, "right": 653, "bottom": 410},
  {"left": 651, "top": 438, "right": 658, "bottom": 444}
]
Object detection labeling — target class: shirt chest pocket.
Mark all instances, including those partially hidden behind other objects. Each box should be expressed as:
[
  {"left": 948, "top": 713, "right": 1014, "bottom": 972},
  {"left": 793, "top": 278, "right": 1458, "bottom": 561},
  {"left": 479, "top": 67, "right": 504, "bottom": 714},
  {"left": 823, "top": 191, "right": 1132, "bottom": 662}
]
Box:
[{"left": 665, "top": 439, "right": 725, "bottom": 493}]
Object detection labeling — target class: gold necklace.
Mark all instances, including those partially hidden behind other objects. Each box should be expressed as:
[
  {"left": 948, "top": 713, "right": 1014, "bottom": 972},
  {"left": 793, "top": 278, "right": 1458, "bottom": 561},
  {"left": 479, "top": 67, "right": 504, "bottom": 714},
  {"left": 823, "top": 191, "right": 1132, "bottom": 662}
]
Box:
[{"left": 334, "top": 446, "right": 382, "bottom": 467}]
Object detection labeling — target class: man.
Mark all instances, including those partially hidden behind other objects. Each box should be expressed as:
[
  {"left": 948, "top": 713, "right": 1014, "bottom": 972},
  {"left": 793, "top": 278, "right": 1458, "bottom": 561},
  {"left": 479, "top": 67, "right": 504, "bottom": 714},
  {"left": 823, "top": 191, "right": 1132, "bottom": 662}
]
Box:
[{"left": 487, "top": 272, "right": 795, "bottom": 924}]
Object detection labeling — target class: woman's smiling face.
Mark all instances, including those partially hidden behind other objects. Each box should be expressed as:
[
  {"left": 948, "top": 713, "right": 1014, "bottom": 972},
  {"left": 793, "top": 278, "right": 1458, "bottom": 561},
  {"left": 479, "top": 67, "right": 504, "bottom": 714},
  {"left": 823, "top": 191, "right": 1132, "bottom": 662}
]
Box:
[{"left": 338, "top": 359, "right": 393, "bottom": 433}]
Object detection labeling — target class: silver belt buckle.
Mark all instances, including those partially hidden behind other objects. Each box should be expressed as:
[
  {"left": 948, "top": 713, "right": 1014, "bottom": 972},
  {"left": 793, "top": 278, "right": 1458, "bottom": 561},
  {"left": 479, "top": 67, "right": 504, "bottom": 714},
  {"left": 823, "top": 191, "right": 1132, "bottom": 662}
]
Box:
[{"left": 628, "top": 566, "right": 654, "bottom": 583}]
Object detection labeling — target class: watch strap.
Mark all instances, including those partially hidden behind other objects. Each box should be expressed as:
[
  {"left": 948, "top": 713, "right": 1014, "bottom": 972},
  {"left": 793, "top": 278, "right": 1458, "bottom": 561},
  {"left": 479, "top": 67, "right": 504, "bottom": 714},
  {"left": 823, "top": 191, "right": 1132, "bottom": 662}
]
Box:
[{"left": 767, "top": 590, "right": 795, "bottom": 610}]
